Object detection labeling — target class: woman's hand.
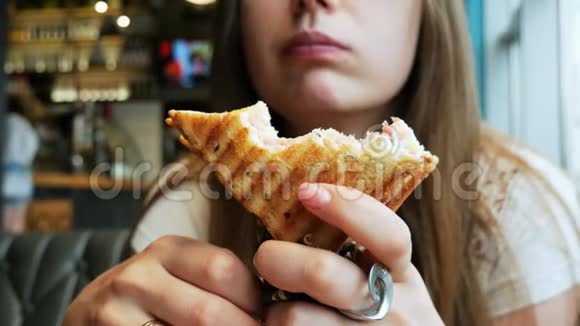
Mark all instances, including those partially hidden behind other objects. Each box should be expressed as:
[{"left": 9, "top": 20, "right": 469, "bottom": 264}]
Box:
[
  {"left": 64, "top": 236, "right": 261, "bottom": 326},
  {"left": 254, "top": 183, "right": 444, "bottom": 325}
]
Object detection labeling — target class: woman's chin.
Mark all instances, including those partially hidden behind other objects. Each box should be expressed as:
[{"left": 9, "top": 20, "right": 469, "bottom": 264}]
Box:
[
  {"left": 292, "top": 74, "right": 375, "bottom": 112},
  {"left": 285, "top": 94, "right": 339, "bottom": 115},
  {"left": 266, "top": 74, "right": 382, "bottom": 116},
  {"left": 288, "top": 81, "right": 345, "bottom": 111},
  {"left": 286, "top": 90, "right": 369, "bottom": 115}
]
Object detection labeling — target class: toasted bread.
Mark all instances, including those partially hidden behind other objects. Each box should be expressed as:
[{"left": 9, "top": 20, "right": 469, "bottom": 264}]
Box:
[{"left": 167, "top": 101, "right": 438, "bottom": 251}]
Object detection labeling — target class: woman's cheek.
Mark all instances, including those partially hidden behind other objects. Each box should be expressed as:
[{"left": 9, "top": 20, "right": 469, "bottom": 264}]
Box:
[
  {"left": 243, "top": 29, "right": 273, "bottom": 88},
  {"left": 360, "top": 28, "right": 418, "bottom": 100}
]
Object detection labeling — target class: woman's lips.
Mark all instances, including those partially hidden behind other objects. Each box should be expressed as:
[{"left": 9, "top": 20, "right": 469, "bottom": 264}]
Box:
[{"left": 282, "top": 31, "right": 350, "bottom": 60}]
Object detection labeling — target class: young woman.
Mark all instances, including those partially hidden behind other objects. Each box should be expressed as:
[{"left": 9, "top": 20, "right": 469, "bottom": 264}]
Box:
[{"left": 65, "top": 0, "right": 579, "bottom": 325}]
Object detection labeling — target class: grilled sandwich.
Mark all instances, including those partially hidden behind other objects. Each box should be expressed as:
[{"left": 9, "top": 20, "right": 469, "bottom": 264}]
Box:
[{"left": 166, "top": 101, "right": 438, "bottom": 251}]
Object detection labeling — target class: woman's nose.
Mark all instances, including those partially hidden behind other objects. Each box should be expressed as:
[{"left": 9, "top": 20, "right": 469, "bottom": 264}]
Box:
[{"left": 293, "top": 0, "right": 338, "bottom": 18}]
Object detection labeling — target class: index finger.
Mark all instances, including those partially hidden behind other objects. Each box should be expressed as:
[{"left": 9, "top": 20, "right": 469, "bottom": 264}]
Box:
[{"left": 297, "top": 183, "right": 413, "bottom": 281}]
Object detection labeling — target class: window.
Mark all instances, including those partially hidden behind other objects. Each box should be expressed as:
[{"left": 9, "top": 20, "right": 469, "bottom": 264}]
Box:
[{"left": 484, "top": 0, "right": 565, "bottom": 167}]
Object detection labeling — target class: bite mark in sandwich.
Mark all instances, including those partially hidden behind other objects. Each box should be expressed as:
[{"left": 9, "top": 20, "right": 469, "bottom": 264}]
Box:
[{"left": 167, "top": 101, "right": 439, "bottom": 251}]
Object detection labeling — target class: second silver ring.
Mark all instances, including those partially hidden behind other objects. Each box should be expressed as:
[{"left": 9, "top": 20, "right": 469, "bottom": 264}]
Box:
[{"left": 338, "top": 263, "right": 394, "bottom": 321}]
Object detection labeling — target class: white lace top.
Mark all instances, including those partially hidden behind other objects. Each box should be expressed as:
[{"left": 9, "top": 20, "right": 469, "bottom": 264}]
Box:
[{"left": 469, "top": 139, "right": 579, "bottom": 316}]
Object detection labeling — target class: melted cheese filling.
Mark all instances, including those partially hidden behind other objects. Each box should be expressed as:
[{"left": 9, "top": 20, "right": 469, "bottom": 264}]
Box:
[{"left": 240, "top": 102, "right": 428, "bottom": 161}]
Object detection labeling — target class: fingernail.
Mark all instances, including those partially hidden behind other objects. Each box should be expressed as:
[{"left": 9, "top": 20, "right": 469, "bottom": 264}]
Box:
[
  {"left": 298, "top": 183, "right": 331, "bottom": 209},
  {"left": 252, "top": 253, "right": 263, "bottom": 279}
]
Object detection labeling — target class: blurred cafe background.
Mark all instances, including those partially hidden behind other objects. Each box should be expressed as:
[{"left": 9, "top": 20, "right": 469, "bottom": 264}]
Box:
[
  {"left": 0, "top": 0, "right": 578, "bottom": 324},
  {"left": 1, "top": 0, "right": 215, "bottom": 233}
]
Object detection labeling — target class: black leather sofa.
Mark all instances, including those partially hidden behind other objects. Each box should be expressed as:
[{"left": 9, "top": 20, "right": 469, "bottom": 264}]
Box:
[{"left": 0, "top": 230, "right": 130, "bottom": 326}]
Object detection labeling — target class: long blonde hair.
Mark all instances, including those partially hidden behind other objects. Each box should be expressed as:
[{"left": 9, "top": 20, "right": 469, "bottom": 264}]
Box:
[{"left": 209, "top": 0, "right": 491, "bottom": 324}]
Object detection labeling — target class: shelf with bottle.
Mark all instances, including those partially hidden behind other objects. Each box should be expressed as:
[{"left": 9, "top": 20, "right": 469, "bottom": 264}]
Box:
[
  {"left": 50, "top": 76, "right": 159, "bottom": 103},
  {"left": 9, "top": 9, "right": 123, "bottom": 47},
  {"left": 12, "top": 7, "right": 122, "bottom": 20},
  {"left": 7, "top": 17, "right": 125, "bottom": 46},
  {"left": 5, "top": 45, "right": 120, "bottom": 76},
  {"left": 8, "top": 21, "right": 104, "bottom": 44},
  {"left": 4, "top": 34, "right": 155, "bottom": 75},
  {"left": 10, "top": 0, "right": 122, "bottom": 21}
]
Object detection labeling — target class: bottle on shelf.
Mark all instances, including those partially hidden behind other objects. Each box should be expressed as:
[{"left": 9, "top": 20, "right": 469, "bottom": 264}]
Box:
[
  {"left": 94, "top": 104, "right": 112, "bottom": 172},
  {"left": 71, "top": 102, "right": 96, "bottom": 173}
]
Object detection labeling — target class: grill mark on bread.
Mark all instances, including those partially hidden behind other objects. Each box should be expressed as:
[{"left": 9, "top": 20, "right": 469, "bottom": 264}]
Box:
[
  {"left": 171, "top": 114, "right": 199, "bottom": 152},
  {"left": 215, "top": 123, "right": 244, "bottom": 165},
  {"left": 234, "top": 146, "right": 272, "bottom": 213},
  {"left": 217, "top": 128, "right": 249, "bottom": 199},
  {"left": 183, "top": 112, "right": 217, "bottom": 151},
  {"left": 206, "top": 115, "right": 234, "bottom": 161},
  {"left": 385, "top": 171, "right": 423, "bottom": 211},
  {"left": 277, "top": 144, "right": 334, "bottom": 243},
  {"left": 284, "top": 209, "right": 304, "bottom": 242},
  {"left": 382, "top": 161, "right": 429, "bottom": 210},
  {"left": 256, "top": 143, "right": 314, "bottom": 222},
  {"left": 273, "top": 201, "right": 307, "bottom": 243}
]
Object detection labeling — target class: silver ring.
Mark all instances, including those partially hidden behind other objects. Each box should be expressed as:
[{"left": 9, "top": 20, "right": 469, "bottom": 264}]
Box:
[
  {"left": 339, "top": 263, "right": 394, "bottom": 321},
  {"left": 142, "top": 320, "right": 166, "bottom": 326}
]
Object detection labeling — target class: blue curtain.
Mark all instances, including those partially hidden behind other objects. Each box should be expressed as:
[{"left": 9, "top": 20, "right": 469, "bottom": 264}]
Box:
[
  {"left": 466, "top": 0, "right": 486, "bottom": 116},
  {"left": 0, "top": 0, "right": 7, "bottom": 215}
]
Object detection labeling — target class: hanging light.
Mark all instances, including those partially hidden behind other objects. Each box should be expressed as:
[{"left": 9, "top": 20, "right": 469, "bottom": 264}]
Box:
[
  {"left": 95, "top": 1, "right": 109, "bottom": 14},
  {"left": 185, "top": 0, "right": 216, "bottom": 5},
  {"left": 117, "top": 15, "right": 131, "bottom": 28}
]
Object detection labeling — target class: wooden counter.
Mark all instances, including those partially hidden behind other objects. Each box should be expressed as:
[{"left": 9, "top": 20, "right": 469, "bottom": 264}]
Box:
[{"left": 34, "top": 172, "right": 148, "bottom": 192}]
